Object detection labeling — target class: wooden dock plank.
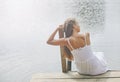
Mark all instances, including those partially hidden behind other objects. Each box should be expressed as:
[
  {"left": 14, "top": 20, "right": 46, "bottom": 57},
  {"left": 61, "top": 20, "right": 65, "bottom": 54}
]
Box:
[
  {"left": 30, "top": 78, "right": 120, "bottom": 82},
  {"left": 30, "top": 71, "right": 120, "bottom": 82},
  {"left": 31, "top": 70, "right": 120, "bottom": 79},
  {"left": 59, "top": 28, "right": 67, "bottom": 72}
]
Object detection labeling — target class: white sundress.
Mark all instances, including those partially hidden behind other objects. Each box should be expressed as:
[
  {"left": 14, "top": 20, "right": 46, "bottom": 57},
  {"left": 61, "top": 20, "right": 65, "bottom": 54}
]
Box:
[{"left": 67, "top": 33, "right": 108, "bottom": 75}]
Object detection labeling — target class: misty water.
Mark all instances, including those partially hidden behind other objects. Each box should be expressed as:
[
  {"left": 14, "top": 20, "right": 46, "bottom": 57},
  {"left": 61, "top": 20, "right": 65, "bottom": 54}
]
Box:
[{"left": 0, "top": 0, "right": 120, "bottom": 82}]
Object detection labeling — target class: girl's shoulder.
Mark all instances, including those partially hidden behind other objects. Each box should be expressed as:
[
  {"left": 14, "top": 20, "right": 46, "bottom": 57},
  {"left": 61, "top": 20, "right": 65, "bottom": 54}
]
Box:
[
  {"left": 67, "top": 32, "right": 90, "bottom": 41},
  {"left": 79, "top": 32, "right": 90, "bottom": 37},
  {"left": 69, "top": 34, "right": 83, "bottom": 41}
]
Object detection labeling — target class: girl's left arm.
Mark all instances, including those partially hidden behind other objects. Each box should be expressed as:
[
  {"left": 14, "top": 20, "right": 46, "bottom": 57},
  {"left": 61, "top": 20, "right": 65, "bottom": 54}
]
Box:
[{"left": 46, "top": 25, "right": 67, "bottom": 46}]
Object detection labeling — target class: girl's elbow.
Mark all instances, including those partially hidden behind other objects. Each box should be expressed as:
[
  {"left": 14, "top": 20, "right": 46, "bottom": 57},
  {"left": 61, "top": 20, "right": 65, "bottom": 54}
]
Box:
[
  {"left": 46, "top": 40, "right": 58, "bottom": 46},
  {"left": 46, "top": 41, "right": 50, "bottom": 44},
  {"left": 46, "top": 40, "right": 53, "bottom": 45}
]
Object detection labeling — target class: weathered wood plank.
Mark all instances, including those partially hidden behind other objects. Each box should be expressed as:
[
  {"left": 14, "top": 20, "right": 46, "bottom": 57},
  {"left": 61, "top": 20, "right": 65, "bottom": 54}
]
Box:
[
  {"left": 67, "top": 61, "right": 72, "bottom": 71},
  {"left": 59, "top": 28, "right": 72, "bottom": 72},
  {"left": 31, "top": 70, "right": 120, "bottom": 79},
  {"left": 59, "top": 28, "right": 67, "bottom": 72},
  {"left": 30, "top": 78, "right": 120, "bottom": 82}
]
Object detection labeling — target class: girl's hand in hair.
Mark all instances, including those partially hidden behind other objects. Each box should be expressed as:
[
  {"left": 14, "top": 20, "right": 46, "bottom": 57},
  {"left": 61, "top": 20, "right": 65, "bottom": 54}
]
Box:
[{"left": 57, "top": 25, "right": 64, "bottom": 30}]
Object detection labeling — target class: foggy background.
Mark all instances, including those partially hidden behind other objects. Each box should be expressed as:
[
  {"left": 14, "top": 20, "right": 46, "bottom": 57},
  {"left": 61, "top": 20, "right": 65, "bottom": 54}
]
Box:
[{"left": 0, "top": 0, "right": 120, "bottom": 82}]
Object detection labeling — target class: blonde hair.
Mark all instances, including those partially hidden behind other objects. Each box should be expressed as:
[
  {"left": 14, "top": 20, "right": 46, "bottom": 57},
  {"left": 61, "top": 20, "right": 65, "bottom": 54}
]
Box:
[
  {"left": 63, "top": 18, "right": 78, "bottom": 59},
  {"left": 64, "top": 18, "right": 77, "bottom": 37}
]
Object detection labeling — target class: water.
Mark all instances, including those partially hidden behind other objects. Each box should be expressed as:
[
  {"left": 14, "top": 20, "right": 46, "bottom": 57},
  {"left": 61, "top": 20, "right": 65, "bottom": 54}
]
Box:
[{"left": 0, "top": 0, "right": 120, "bottom": 82}]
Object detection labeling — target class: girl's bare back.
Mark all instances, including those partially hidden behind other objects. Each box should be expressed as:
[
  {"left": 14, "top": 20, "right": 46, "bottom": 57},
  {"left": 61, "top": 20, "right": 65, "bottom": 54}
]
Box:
[{"left": 66, "top": 32, "right": 91, "bottom": 51}]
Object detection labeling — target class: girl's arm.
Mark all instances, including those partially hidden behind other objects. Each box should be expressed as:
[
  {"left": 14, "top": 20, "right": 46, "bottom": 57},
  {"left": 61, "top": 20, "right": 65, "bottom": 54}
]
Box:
[{"left": 47, "top": 25, "right": 67, "bottom": 46}]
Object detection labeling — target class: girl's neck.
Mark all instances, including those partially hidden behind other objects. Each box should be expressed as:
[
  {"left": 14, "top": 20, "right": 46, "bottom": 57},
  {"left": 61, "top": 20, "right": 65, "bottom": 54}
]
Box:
[{"left": 72, "top": 29, "right": 79, "bottom": 36}]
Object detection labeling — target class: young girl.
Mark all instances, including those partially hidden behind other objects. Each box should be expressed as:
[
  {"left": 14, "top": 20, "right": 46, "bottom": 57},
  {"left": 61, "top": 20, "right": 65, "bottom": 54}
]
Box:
[{"left": 47, "top": 18, "right": 108, "bottom": 75}]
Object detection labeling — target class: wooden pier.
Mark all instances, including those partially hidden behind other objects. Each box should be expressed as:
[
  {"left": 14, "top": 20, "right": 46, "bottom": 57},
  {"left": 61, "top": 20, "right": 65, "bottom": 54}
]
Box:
[
  {"left": 30, "top": 29, "right": 120, "bottom": 82},
  {"left": 30, "top": 70, "right": 120, "bottom": 82}
]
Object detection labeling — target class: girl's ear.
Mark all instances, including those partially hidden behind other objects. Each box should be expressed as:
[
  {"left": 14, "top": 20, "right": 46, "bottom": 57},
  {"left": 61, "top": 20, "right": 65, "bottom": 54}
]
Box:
[
  {"left": 73, "top": 24, "right": 77, "bottom": 30},
  {"left": 73, "top": 24, "right": 76, "bottom": 28}
]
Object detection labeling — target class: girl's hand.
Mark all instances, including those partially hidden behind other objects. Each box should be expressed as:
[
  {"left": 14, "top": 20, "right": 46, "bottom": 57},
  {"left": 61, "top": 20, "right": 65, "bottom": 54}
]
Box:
[{"left": 57, "top": 25, "right": 64, "bottom": 30}]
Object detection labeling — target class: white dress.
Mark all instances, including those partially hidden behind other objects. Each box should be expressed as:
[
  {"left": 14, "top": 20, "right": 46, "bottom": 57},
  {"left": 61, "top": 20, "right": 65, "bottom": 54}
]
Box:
[{"left": 67, "top": 33, "right": 108, "bottom": 75}]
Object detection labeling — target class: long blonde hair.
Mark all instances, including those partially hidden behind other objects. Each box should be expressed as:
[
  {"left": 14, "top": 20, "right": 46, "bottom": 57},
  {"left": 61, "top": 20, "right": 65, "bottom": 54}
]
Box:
[{"left": 63, "top": 18, "right": 77, "bottom": 59}]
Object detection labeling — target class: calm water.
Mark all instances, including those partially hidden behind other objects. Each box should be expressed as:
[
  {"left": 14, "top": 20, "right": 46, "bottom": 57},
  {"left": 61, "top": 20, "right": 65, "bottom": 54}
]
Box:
[{"left": 0, "top": 0, "right": 120, "bottom": 82}]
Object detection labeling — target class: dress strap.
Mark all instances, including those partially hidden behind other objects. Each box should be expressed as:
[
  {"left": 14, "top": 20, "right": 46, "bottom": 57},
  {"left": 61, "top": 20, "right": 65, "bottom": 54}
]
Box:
[
  {"left": 84, "top": 33, "right": 87, "bottom": 46},
  {"left": 67, "top": 38, "right": 74, "bottom": 50}
]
